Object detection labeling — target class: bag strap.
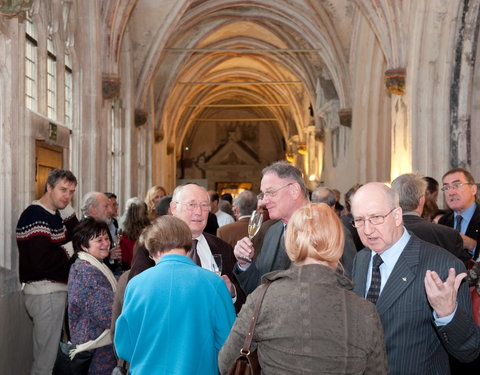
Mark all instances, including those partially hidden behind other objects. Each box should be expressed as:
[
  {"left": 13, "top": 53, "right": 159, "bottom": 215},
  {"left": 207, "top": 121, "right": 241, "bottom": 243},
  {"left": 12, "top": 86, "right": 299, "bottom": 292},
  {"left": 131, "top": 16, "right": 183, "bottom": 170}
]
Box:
[{"left": 240, "top": 281, "right": 272, "bottom": 356}]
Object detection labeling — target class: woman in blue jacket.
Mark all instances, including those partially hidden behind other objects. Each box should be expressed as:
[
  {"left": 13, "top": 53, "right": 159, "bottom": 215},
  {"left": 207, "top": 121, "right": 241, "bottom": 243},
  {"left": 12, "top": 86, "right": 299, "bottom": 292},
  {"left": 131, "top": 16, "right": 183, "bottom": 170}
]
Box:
[{"left": 115, "top": 215, "right": 235, "bottom": 374}]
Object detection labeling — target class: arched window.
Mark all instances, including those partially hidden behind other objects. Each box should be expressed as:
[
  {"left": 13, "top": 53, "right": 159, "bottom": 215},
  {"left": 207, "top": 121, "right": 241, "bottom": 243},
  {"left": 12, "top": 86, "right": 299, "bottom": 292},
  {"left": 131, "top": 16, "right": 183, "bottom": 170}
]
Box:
[
  {"left": 64, "top": 51, "right": 73, "bottom": 126},
  {"left": 47, "top": 35, "right": 57, "bottom": 120},
  {"left": 25, "top": 13, "right": 37, "bottom": 111}
]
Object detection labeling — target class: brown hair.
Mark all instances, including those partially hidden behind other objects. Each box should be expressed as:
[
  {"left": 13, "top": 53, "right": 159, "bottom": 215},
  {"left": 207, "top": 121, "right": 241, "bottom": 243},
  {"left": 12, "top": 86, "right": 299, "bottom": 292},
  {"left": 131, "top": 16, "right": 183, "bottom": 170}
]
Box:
[
  {"left": 442, "top": 168, "right": 475, "bottom": 184},
  {"left": 142, "top": 215, "right": 192, "bottom": 258},
  {"left": 72, "top": 218, "right": 109, "bottom": 254},
  {"left": 285, "top": 203, "right": 344, "bottom": 267}
]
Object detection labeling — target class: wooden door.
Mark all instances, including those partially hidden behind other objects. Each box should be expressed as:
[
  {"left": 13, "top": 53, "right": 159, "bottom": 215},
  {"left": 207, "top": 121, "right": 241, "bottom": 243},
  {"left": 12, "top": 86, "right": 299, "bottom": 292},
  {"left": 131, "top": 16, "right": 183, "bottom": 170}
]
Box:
[{"left": 35, "top": 140, "right": 63, "bottom": 199}]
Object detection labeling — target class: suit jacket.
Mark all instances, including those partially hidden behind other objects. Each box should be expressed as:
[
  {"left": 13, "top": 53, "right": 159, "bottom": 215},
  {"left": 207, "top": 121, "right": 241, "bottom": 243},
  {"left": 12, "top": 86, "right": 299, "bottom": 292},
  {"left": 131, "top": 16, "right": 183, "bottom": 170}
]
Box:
[
  {"left": 352, "top": 234, "right": 480, "bottom": 375},
  {"left": 128, "top": 232, "right": 246, "bottom": 312},
  {"left": 204, "top": 212, "right": 219, "bottom": 235},
  {"left": 234, "top": 220, "right": 291, "bottom": 295},
  {"left": 341, "top": 213, "right": 364, "bottom": 251},
  {"left": 216, "top": 217, "right": 249, "bottom": 248},
  {"left": 402, "top": 214, "right": 464, "bottom": 259},
  {"left": 438, "top": 205, "right": 480, "bottom": 259},
  {"left": 341, "top": 224, "right": 356, "bottom": 279}
]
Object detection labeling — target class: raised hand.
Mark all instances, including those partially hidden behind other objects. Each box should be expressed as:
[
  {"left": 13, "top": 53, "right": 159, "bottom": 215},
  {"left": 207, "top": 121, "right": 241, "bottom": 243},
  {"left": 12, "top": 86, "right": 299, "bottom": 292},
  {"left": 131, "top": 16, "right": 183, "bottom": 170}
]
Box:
[{"left": 424, "top": 268, "right": 467, "bottom": 318}]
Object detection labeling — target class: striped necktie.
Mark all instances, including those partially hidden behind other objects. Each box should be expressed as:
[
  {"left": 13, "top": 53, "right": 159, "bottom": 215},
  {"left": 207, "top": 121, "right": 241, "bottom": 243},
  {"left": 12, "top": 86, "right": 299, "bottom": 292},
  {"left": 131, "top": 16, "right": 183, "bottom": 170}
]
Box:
[
  {"left": 454, "top": 215, "right": 463, "bottom": 232},
  {"left": 366, "top": 254, "right": 383, "bottom": 304}
]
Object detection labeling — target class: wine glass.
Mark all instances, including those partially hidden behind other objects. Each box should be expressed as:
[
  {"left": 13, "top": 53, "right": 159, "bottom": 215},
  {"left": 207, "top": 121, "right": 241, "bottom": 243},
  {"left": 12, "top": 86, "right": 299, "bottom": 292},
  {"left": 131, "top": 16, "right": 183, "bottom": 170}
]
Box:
[
  {"left": 240, "top": 210, "right": 263, "bottom": 263},
  {"left": 248, "top": 210, "right": 263, "bottom": 240},
  {"left": 212, "top": 254, "right": 222, "bottom": 276}
]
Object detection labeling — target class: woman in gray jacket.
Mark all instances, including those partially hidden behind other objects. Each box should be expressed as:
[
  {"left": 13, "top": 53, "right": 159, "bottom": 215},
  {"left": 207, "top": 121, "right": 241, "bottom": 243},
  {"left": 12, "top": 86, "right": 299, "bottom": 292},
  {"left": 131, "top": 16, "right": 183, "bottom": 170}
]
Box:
[{"left": 219, "top": 202, "right": 388, "bottom": 375}]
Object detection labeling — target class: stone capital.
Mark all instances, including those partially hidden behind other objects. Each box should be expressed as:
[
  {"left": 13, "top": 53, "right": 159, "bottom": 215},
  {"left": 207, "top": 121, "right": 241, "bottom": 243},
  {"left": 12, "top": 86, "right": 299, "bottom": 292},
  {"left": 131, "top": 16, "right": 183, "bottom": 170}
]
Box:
[
  {"left": 0, "top": 0, "right": 33, "bottom": 19},
  {"left": 102, "top": 74, "right": 121, "bottom": 100},
  {"left": 134, "top": 109, "right": 148, "bottom": 127},
  {"left": 338, "top": 108, "right": 352, "bottom": 127},
  {"left": 385, "top": 68, "right": 406, "bottom": 95}
]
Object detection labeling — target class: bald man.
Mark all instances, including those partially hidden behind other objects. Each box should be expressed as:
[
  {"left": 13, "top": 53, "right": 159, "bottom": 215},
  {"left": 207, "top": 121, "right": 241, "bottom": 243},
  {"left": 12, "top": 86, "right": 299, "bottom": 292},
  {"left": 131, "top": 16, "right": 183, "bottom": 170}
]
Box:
[{"left": 351, "top": 182, "right": 480, "bottom": 375}]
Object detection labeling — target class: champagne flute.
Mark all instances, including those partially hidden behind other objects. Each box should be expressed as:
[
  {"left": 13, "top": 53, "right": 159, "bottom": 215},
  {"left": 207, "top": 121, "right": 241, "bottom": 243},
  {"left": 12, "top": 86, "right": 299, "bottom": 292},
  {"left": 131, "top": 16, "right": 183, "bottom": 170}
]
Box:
[
  {"left": 248, "top": 210, "right": 263, "bottom": 240},
  {"left": 110, "top": 230, "right": 122, "bottom": 265},
  {"left": 241, "top": 210, "right": 263, "bottom": 263},
  {"left": 212, "top": 254, "right": 222, "bottom": 276}
]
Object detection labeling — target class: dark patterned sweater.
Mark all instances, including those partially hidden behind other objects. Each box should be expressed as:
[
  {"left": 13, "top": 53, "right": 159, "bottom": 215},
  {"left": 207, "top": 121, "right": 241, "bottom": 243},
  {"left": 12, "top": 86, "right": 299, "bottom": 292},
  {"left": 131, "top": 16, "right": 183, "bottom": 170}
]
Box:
[{"left": 16, "top": 202, "right": 78, "bottom": 285}]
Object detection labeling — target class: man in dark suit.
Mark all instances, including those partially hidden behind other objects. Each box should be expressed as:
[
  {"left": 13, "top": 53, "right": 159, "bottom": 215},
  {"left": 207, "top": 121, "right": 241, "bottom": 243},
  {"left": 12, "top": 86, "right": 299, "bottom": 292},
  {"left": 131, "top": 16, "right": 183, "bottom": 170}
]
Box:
[
  {"left": 438, "top": 168, "right": 480, "bottom": 261},
  {"left": 128, "top": 183, "right": 245, "bottom": 312},
  {"left": 391, "top": 173, "right": 464, "bottom": 259},
  {"left": 351, "top": 183, "right": 480, "bottom": 375},
  {"left": 233, "top": 161, "right": 308, "bottom": 295},
  {"left": 217, "top": 190, "right": 257, "bottom": 248}
]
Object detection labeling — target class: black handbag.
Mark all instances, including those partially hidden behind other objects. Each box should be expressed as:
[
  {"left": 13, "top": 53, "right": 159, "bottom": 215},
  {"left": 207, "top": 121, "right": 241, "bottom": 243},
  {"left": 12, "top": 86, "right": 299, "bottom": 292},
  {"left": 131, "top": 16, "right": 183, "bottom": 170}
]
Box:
[
  {"left": 52, "top": 341, "right": 93, "bottom": 375},
  {"left": 227, "top": 282, "right": 271, "bottom": 375}
]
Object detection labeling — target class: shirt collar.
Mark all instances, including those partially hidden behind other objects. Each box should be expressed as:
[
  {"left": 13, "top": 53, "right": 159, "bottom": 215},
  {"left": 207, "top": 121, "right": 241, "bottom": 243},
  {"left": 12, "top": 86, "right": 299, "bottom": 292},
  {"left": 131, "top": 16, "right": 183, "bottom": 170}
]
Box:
[
  {"left": 455, "top": 202, "right": 477, "bottom": 221},
  {"left": 371, "top": 227, "right": 411, "bottom": 268}
]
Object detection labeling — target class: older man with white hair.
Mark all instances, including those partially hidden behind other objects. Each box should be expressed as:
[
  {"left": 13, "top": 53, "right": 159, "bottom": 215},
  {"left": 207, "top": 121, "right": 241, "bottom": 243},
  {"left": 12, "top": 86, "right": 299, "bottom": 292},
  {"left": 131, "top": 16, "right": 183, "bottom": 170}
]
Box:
[{"left": 351, "top": 182, "right": 480, "bottom": 375}]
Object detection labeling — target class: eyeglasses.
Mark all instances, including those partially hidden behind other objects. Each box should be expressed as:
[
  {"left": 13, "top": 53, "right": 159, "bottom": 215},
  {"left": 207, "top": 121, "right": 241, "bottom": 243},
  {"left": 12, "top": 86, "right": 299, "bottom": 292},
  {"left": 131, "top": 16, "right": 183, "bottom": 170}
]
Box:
[
  {"left": 257, "top": 183, "right": 293, "bottom": 201},
  {"left": 440, "top": 182, "right": 473, "bottom": 192},
  {"left": 352, "top": 208, "right": 396, "bottom": 228},
  {"left": 175, "top": 202, "right": 211, "bottom": 211}
]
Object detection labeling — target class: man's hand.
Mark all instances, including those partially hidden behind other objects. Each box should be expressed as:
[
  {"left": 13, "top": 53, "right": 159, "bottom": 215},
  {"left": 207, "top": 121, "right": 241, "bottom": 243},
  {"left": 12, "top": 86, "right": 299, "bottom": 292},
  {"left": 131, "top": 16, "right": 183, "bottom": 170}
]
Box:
[
  {"left": 424, "top": 268, "right": 466, "bottom": 318},
  {"left": 459, "top": 233, "right": 477, "bottom": 251},
  {"left": 233, "top": 237, "right": 254, "bottom": 268},
  {"left": 221, "top": 275, "right": 236, "bottom": 298},
  {"left": 110, "top": 245, "right": 122, "bottom": 261}
]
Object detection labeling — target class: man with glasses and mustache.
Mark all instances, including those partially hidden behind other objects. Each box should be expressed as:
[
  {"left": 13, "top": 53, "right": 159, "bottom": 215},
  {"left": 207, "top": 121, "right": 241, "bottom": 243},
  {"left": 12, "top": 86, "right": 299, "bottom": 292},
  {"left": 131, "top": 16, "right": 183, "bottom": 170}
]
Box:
[
  {"left": 233, "top": 161, "right": 308, "bottom": 295},
  {"left": 351, "top": 182, "right": 480, "bottom": 375},
  {"left": 438, "top": 168, "right": 480, "bottom": 262}
]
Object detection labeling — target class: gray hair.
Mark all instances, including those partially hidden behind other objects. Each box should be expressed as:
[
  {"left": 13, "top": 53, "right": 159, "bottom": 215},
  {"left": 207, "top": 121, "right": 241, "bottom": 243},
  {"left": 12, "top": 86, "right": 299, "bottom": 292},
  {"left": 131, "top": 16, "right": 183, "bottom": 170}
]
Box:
[
  {"left": 81, "top": 192, "right": 103, "bottom": 216},
  {"left": 311, "top": 187, "right": 337, "bottom": 207},
  {"left": 171, "top": 183, "right": 209, "bottom": 203},
  {"left": 391, "top": 173, "right": 427, "bottom": 212},
  {"left": 262, "top": 161, "right": 307, "bottom": 198},
  {"left": 233, "top": 190, "right": 257, "bottom": 216}
]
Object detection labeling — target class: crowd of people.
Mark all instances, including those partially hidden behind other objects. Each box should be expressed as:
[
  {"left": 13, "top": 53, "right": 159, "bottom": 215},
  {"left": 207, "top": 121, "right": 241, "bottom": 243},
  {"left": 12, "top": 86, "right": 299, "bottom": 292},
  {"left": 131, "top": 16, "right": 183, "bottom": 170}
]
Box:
[{"left": 15, "top": 162, "right": 480, "bottom": 374}]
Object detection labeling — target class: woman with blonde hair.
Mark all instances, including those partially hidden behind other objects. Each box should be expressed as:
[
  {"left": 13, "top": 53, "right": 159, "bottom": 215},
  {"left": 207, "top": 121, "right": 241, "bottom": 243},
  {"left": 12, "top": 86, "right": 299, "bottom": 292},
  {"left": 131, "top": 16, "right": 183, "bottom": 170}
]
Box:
[
  {"left": 219, "top": 203, "right": 388, "bottom": 375},
  {"left": 144, "top": 185, "right": 167, "bottom": 221}
]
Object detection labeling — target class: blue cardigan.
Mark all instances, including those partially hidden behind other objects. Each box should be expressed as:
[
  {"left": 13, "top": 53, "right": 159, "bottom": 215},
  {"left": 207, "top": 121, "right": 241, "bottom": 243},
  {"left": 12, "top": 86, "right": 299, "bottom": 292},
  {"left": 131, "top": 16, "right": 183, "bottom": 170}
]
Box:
[{"left": 115, "top": 254, "right": 235, "bottom": 374}]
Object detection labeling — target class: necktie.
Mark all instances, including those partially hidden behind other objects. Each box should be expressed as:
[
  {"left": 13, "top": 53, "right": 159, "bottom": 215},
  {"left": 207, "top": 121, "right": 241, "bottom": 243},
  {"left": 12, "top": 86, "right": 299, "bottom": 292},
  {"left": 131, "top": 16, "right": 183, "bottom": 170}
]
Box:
[
  {"left": 454, "top": 215, "right": 463, "bottom": 232},
  {"left": 188, "top": 239, "right": 201, "bottom": 266},
  {"left": 366, "top": 254, "right": 383, "bottom": 304}
]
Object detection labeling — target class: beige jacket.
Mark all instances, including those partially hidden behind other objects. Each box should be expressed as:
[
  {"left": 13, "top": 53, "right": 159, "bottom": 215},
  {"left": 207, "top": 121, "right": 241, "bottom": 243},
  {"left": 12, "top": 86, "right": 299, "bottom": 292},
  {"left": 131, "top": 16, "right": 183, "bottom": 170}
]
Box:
[{"left": 220, "top": 264, "right": 388, "bottom": 375}]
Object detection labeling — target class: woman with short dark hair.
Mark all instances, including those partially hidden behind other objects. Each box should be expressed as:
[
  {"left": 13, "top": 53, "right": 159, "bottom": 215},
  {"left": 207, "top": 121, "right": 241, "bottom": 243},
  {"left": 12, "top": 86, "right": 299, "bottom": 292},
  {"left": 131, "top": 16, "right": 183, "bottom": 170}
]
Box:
[{"left": 68, "top": 218, "right": 117, "bottom": 374}]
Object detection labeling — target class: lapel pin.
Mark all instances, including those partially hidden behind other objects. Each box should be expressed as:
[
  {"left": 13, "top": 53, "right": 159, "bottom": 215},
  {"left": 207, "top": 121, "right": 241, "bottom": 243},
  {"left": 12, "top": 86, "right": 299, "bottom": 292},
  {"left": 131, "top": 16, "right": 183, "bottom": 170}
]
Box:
[{"left": 402, "top": 277, "right": 407, "bottom": 282}]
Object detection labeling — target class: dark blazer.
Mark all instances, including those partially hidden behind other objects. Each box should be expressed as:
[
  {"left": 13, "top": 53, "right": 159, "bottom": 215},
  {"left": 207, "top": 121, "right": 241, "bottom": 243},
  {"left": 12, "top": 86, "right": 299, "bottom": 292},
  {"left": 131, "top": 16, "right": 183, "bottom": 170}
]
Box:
[
  {"left": 341, "top": 213, "right": 364, "bottom": 251},
  {"left": 233, "top": 220, "right": 290, "bottom": 295},
  {"left": 402, "top": 214, "right": 464, "bottom": 259},
  {"left": 128, "top": 233, "right": 245, "bottom": 312},
  {"left": 352, "top": 234, "right": 480, "bottom": 375},
  {"left": 438, "top": 204, "right": 480, "bottom": 259},
  {"left": 204, "top": 212, "right": 219, "bottom": 235},
  {"left": 216, "top": 217, "right": 249, "bottom": 248},
  {"left": 341, "top": 224, "right": 356, "bottom": 279}
]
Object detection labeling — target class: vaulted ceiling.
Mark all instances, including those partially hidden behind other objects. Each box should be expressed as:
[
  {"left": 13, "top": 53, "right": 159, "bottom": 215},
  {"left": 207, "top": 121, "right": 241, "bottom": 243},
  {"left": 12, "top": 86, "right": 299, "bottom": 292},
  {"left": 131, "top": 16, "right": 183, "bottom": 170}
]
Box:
[{"left": 122, "top": 0, "right": 354, "bottom": 153}]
